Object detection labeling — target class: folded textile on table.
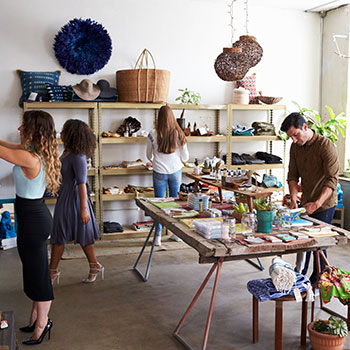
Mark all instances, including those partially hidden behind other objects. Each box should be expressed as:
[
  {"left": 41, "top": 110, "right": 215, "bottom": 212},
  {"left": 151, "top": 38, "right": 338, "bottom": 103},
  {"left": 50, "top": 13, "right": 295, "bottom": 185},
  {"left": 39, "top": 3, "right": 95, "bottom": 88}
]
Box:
[
  {"left": 232, "top": 125, "right": 254, "bottom": 136},
  {"left": 247, "top": 271, "right": 313, "bottom": 302},
  {"left": 251, "top": 121, "right": 276, "bottom": 136},
  {"left": 269, "top": 257, "right": 296, "bottom": 291}
]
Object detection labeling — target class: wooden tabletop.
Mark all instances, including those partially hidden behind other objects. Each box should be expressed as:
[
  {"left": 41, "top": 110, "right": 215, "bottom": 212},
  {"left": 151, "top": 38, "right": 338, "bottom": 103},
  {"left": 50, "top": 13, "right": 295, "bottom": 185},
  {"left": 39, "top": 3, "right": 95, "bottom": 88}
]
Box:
[{"left": 135, "top": 198, "right": 348, "bottom": 264}]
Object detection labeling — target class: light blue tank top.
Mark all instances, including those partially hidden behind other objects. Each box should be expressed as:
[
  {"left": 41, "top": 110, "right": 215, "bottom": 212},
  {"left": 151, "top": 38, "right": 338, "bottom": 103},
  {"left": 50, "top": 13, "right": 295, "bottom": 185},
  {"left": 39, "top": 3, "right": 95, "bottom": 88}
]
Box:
[{"left": 12, "top": 153, "right": 46, "bottom": 199}]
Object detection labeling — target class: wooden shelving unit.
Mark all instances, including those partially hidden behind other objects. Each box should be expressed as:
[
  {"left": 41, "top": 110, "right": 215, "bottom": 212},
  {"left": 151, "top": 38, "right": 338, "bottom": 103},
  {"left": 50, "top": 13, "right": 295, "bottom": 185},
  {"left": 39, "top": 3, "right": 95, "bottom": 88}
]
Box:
[{"left": 22, "top": 101, "right": 286, "bottom": 239}]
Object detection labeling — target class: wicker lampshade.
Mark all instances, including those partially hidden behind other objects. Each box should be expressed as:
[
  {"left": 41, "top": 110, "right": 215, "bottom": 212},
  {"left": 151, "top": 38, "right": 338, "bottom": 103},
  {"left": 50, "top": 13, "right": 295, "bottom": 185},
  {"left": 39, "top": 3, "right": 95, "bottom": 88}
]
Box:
[
  {"left": 232, "top": 35, "right": 263, "bottom": 68},
  {"left": 214, "top": 47, "right": 250, "bottom": 81}
]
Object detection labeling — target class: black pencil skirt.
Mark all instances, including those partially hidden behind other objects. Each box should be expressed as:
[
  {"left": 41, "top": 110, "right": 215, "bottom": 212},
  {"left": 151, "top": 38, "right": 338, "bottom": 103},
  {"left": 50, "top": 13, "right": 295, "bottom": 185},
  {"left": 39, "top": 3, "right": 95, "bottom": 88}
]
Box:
[{"left": 15, "top": 195, "right": 54, "bottom": 301}]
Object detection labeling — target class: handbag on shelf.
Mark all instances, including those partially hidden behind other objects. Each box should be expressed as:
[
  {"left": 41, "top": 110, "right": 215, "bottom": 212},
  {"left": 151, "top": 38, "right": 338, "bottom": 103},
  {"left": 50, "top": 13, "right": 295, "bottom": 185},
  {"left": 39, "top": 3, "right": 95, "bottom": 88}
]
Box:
[{"left": 116, "top": 48, "right": 170, "bottom": 103}]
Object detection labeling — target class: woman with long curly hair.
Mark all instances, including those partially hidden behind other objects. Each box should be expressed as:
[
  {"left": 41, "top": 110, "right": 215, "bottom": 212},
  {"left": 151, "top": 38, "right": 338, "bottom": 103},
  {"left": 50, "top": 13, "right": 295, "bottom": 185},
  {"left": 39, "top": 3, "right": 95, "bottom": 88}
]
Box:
[
  {"left": 146, "top": 105, "right": 189, "bottom": 246},
  {"left": 0, "top": 110, "right": 61, "bottom": 345},
  {"left": 50, "top": 119, "right": 102, "bottom": 284}
]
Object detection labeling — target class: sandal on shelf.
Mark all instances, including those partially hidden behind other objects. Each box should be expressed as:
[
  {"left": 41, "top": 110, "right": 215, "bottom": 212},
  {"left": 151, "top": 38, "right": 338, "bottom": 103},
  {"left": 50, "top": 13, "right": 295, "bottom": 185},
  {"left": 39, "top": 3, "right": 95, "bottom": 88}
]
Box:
[
  {"left": 82, "top": 262, "right": 104, "bottom": 283},
  {"left": 50, "top": 269, "right": 61, "bottom": 285}
]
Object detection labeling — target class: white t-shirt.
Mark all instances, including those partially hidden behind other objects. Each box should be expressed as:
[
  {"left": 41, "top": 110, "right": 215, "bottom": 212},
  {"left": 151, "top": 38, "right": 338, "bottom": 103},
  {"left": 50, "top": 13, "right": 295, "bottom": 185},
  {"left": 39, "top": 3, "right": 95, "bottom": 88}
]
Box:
[{"left": 146, "top": 129, "right": 189, "bottom": 174}]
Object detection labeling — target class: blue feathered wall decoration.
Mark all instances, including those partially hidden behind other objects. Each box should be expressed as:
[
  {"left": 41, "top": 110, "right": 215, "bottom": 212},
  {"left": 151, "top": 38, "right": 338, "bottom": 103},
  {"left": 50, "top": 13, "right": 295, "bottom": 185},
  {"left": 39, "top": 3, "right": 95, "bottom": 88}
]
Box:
[{"left": 54, "top": 18, "right": 112, "bottom": 75}]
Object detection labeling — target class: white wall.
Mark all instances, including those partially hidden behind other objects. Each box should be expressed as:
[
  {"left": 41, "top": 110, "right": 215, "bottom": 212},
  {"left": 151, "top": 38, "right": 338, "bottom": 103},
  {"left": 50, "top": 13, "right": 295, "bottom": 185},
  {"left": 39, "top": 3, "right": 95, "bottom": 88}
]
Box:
[{"left": 0, "top": 0, "right": 321, "bottom": 224}]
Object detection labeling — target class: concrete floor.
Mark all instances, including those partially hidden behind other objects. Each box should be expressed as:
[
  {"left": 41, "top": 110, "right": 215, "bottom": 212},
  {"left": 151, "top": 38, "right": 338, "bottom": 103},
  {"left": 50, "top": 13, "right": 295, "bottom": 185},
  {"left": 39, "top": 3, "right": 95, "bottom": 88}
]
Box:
[{"left": 0, "top": 241, "right": 350, "bottom": 350}]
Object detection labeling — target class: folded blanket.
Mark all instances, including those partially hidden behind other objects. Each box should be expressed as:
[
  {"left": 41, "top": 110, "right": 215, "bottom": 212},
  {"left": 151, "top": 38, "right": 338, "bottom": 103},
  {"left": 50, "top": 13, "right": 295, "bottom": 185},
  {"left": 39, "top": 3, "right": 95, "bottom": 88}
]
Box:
[{"left": 269, "top": 257, "right": 296, "bottom": 291}]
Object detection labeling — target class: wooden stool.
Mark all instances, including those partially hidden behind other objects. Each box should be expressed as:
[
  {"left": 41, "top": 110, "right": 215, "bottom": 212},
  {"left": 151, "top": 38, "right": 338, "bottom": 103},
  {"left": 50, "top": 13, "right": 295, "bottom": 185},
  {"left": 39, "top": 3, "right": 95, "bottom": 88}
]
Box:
[{"left": 252, "top": 293, "right": 308, "bottom": 350}]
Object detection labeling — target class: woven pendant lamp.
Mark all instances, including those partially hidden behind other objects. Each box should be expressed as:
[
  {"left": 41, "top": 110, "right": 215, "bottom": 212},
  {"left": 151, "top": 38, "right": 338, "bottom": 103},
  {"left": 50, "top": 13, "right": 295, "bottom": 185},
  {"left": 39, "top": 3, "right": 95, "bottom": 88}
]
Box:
[
  {"left": 232, "top": 35, "right": 263, "bottom": 68},
  {"left": 214, "top": 47, "right": 250, "bottom": 81}
]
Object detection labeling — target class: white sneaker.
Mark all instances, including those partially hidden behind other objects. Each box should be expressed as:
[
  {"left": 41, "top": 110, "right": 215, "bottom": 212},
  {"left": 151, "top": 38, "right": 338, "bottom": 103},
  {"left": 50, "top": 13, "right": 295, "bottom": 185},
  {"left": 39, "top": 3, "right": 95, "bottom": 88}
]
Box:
[
  {"left": 170, "top": 234, "right": 182, "bottom": 242},
  {"left": 154, "top": 236, "right": 161, "bottom": 246}
]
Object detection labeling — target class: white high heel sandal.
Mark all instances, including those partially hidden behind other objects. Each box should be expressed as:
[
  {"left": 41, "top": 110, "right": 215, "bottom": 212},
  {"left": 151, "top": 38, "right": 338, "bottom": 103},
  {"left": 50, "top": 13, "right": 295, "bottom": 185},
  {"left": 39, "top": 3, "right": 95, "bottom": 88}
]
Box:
[
  {"left": 82, "top": 262, "right": 104, "bottom": 283},
  {"left": 50, "top": 269, "right": 61, "bottom": 285}
]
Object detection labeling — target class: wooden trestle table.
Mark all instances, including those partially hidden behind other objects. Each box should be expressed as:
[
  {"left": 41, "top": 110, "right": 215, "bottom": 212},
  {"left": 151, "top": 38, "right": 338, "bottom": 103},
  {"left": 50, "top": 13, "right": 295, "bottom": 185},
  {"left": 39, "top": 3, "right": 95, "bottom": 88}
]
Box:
[{"left": 133, "top": 197, "right": 349, "bottom": 350}]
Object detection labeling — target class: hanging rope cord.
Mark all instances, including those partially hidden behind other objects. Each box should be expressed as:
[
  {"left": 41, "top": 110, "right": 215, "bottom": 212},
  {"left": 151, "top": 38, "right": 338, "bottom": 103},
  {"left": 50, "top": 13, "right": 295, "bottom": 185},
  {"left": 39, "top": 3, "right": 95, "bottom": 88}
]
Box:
[{"left": 245, "top": 0, "right": 249, "bottom": 35}]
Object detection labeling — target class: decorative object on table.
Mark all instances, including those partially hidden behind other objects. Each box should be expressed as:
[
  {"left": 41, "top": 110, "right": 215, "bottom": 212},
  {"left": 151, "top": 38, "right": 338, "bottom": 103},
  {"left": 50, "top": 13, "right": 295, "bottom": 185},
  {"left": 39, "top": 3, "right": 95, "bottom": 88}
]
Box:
[
  {"left": 116, "top": 116, "right": 141, "bottom": 136},
  {"left": 257, "top": 94, "right": 282, "bottom": 105},
  {"left": 214, "top": 47, "right": 250, "bottom": 81},
  {"left": 46, "top": 83, "right": 73, "bottom": 102},
  {"left": 17, "top": 70, "right": 61, "bottom": 106},
  {"left": 175, "top": 88, "right": 201, "bottom": 129},
  {"left": 96, "top": 79, "right": 117, "bottom": 98},
  {"left": 187, "top": 193, "right": 210, "bottom": 211},
  {"left": 72, "top": 79, "right": 100, "bottom": 101},
  {"left": 53, "top": 18, "right": 112, "bottom": 75},
  {"left": 116, "top": 48, "right": 170, "bottom": 103},
  {"left": 292, "top": 101, "right": 347, "bottom": 144},
  {"left": 232, "top": 87, "right": 250, "bottom": 104},
  {"left": 254, "top": 197, "right": 274, "bottom": 233},
  {"left": 201, "top": 159, "right": 211, "bottom": 174},
  {"left": 308, "top": 316, "right": 348, "bottom": 350},
  {"left": 237, "top": 73, "right": 258, "bottom": 103}
]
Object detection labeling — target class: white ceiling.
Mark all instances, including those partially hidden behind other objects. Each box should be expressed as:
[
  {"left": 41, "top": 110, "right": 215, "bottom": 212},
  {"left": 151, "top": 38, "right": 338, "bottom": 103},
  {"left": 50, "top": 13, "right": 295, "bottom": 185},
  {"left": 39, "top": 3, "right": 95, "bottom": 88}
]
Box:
[{"left": 249, "top": 0, "right": 349, "bottom": 12}]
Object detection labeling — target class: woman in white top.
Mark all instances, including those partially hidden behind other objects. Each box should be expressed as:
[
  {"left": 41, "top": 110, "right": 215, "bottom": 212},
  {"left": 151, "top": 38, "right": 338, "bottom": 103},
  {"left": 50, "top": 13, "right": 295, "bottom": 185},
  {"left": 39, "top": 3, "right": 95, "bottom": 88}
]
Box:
[{"left": 147, "top": 105, "right": 189, "bottom": 246}]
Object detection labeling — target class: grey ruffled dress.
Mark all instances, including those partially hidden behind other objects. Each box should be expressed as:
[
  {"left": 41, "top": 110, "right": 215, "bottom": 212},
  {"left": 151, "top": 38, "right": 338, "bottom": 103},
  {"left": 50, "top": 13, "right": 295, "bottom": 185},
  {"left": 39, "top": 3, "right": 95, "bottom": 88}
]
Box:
[{"left": 51, "top": 153, "right": 100, "bottom": 246}]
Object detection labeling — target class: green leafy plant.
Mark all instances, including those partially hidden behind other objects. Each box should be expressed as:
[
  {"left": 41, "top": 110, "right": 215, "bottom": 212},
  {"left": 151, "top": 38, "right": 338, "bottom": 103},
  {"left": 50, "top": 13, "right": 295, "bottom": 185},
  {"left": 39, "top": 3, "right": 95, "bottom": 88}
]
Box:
[
  {"left": 253, "top": 197, "right": 273, "bottom": 211},
  {"left": 292, "top": 101, "right": 347, "bottom": 144},
  {"left": 312, "top": 316, "right": 348, "bottom": 338},
  {"left": 175, "top": 88, "right": 201, "bottom": 105}
]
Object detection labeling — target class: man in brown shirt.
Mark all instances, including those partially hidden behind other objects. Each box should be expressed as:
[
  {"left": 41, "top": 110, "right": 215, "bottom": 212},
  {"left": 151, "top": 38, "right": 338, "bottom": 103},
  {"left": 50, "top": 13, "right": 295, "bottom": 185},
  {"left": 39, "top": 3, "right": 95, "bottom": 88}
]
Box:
[{"left": 281, "top": 112, "right": 339, "bottom": 283}]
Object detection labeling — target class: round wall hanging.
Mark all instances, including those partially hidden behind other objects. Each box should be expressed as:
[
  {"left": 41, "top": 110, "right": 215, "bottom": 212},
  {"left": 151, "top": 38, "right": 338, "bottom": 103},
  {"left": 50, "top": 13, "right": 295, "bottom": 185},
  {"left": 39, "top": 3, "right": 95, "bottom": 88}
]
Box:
[{"left": 53, "top": 18, "right": 112, "bottom": 75}]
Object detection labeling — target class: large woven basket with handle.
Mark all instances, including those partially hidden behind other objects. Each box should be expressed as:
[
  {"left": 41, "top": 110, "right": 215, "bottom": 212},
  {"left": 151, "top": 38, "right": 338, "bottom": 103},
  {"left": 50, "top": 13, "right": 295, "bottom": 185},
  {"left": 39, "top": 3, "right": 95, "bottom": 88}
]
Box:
[{"left": 116, "top": 49, "right": 170, "bottom": 103}]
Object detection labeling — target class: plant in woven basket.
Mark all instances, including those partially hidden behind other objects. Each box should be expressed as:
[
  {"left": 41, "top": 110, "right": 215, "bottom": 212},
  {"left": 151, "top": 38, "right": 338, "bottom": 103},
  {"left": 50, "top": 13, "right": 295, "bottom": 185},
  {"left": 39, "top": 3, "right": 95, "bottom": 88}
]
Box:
[{"left": 175, "top": 88, "right": 201, "bottom": 130}]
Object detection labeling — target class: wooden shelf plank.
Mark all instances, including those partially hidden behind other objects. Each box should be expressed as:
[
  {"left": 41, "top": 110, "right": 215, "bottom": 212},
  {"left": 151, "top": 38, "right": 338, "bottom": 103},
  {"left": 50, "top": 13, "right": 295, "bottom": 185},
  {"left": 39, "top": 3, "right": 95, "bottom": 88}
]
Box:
[
  {"left": 102, "top": 225, "right": 151, "bottom": 240},
  {"left": 229, "top": 104, "right": 286, "bottom": 110},
  {"left": 102, "top": 136, "right": 147, "bottom": 144},
  {"left": 187, "top": 136, "right": 226, "bottom": 142},
  {"left": 102, "top": 193, "right": 154, "bottom": 201},
  {"left": 102, "top": 168, "right": 151, "bottom": 175},
  {"left": 231, "top": 135, "right": 282, "bottom": 142},
  {"left": 23, "top": 102, "right": 96, "bottom": 109},
  {"left": 227, "top": 164, "right": 284, "bottom": 170}
]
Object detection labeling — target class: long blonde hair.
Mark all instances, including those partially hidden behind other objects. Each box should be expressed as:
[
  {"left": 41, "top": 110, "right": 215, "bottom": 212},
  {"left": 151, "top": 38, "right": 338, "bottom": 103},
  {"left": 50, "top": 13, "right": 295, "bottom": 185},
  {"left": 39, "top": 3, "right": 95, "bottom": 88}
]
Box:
[
  {"left": 21, "top": 110, "right": 61, "bottom": 194},
  {"left": 156, "top": 105, "right": 187, "bottom": 154}
]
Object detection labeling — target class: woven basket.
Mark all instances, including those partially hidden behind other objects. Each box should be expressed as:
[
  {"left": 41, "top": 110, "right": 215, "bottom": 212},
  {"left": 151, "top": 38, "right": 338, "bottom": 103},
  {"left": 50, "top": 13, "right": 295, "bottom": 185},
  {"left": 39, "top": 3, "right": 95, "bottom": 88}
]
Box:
[
  {"left": 116, "top": 49, "right": 170, "bottom": 103},
  {"left": 232, "top": 35, "right": 263, "bottom": 68},
  {"left": 214, "top": 47, "right": 250, "bottom": 81}
]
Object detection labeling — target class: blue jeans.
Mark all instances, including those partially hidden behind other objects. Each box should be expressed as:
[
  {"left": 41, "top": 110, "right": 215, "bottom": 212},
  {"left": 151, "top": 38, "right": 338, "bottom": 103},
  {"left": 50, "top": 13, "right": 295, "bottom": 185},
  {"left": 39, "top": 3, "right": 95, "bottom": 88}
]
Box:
[
  {"left": 153, "top": 169, "right": 182, "bottom": 236},
  {"left": 301, "top": 206, "right": 336, "bottom": 284}
]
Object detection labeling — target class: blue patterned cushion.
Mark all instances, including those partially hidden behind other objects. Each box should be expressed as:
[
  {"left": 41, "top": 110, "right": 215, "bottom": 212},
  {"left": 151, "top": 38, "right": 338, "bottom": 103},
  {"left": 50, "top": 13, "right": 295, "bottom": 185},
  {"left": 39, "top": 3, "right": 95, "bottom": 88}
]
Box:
[
  {"left": 17, "top": 70, "right": 61, "bottom": 106},
  {"left": 46, "top": 84, "right": 73, "bottom": 102}
]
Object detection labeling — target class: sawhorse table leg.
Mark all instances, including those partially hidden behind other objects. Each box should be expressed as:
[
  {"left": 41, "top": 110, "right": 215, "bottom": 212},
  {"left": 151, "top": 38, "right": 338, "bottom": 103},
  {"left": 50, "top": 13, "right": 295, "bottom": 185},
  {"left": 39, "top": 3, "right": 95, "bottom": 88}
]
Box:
[
  {"left": 173, "top": 257, "right": 224, "bottom": 350},
  {"left": 133, "top": 224, "right": 156, "bottom": 282}
]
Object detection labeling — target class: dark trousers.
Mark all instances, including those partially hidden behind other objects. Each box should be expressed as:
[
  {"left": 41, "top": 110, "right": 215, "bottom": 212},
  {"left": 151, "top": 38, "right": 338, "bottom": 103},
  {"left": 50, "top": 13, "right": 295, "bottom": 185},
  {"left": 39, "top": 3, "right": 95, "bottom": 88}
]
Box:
[{"left": 301, "top": 206, "right": 336, "bottom": 284}]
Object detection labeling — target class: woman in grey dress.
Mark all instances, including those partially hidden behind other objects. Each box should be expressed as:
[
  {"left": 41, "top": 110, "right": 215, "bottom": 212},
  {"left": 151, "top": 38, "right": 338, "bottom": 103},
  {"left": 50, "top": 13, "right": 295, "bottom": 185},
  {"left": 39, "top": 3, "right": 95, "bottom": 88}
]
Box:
[{"left": 50, "top": 119, "right": 102, "bottom": 283}]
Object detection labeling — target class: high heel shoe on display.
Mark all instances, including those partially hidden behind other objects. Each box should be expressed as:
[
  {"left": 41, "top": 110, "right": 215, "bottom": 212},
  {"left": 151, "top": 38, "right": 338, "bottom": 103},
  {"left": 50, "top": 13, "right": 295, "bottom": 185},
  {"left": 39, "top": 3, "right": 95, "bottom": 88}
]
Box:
[
  {"left": 20, "top": 321, "right": 36, "bottom": 333},
  {"left": 22, "top": 319, "right": 53, "bottom": 345},
  {"left": 50, "top": 269, "right": 61, "bottom": 285},
  {"left": 82, "top": 262, "right": 104, "bottom": 283}
]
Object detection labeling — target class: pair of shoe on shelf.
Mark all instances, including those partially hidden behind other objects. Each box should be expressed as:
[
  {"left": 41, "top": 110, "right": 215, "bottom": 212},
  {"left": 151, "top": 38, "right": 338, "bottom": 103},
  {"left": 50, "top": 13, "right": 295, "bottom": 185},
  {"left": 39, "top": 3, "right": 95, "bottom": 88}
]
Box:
[
  {"left": 154, "top": 234, "right": 182, "bottom": 247},
  {"left": 49, "top": 262, "right": 104, "bottom": 285}
]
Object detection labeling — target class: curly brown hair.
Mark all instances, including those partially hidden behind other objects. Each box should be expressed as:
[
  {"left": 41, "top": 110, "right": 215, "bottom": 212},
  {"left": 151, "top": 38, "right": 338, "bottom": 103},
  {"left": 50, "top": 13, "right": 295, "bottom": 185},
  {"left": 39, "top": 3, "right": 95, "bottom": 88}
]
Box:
[
  {"left": 61, "top": 119, "right": 97, "bottom": 158},
  {"left": 21, "top": 110, "right": 61, "bottom": 194}
]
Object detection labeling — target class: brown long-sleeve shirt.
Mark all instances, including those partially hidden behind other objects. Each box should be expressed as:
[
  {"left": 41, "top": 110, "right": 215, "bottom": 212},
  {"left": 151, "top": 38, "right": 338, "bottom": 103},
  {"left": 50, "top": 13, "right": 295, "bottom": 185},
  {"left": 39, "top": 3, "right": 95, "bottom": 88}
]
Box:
[{"left": 287, "top": 131, "right": 339, "bottom": 212}]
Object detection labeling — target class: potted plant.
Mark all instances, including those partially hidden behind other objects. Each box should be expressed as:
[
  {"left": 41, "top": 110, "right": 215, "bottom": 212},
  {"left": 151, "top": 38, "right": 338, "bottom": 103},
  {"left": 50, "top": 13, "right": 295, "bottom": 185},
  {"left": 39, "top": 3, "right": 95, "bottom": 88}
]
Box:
[
  {"left": 175, "top": 88, "right": 201, "bottom": 130},
  {"left": 253, "top": 197, "right": 274, "bottom": 233},
  {"left": 308, "top": 316, "right": 348, "bottom": 350},
  {"left": 279, "top": 102, "right": 347, "bottom": 144}
]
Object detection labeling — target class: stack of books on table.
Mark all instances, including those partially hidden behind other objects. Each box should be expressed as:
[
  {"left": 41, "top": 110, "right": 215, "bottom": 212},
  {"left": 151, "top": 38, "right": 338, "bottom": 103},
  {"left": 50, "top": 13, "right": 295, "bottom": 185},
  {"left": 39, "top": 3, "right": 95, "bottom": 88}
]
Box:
[{"left": 0, "top": 237, "right": 17, "bottom": 250}]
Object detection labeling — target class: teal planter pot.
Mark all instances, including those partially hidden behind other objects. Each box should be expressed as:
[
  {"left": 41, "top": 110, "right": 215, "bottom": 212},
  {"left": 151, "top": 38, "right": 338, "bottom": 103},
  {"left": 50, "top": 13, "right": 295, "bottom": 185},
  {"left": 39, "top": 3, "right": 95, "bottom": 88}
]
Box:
[{"left": 257, "top": 210, "right": 274, "bottom": 233}]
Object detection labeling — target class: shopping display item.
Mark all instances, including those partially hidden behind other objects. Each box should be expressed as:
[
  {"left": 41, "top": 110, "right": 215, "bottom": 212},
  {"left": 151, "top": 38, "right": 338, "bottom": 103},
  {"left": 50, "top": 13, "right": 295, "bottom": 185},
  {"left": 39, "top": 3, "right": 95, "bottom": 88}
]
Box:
[
  {"left": 232, "top": 35, "right": 263, "bottom": 68},
  {"left": 116, "top": 49, "right": 170, "bottom": 103}
]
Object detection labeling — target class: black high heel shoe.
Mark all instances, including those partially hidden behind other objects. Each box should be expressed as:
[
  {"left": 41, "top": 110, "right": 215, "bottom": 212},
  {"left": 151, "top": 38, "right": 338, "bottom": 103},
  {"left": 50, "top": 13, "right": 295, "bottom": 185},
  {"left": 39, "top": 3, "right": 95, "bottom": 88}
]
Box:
[
  {"left": 20, "top": 321, "right": 36, "bottom": 333},
  {"left": 22, "top": 319, "right": 53, "bottom": 345}
]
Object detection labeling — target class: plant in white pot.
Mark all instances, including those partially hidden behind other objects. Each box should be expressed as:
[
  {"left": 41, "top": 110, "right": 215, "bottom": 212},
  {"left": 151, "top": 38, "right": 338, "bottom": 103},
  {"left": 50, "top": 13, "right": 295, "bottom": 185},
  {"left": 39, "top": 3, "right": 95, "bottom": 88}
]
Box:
[
  {"left": 308, "top": 315, "right": 348, "bottom": 350},
  {"left": 175, "top": 88, "right": 201, "bottom": 130}
]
